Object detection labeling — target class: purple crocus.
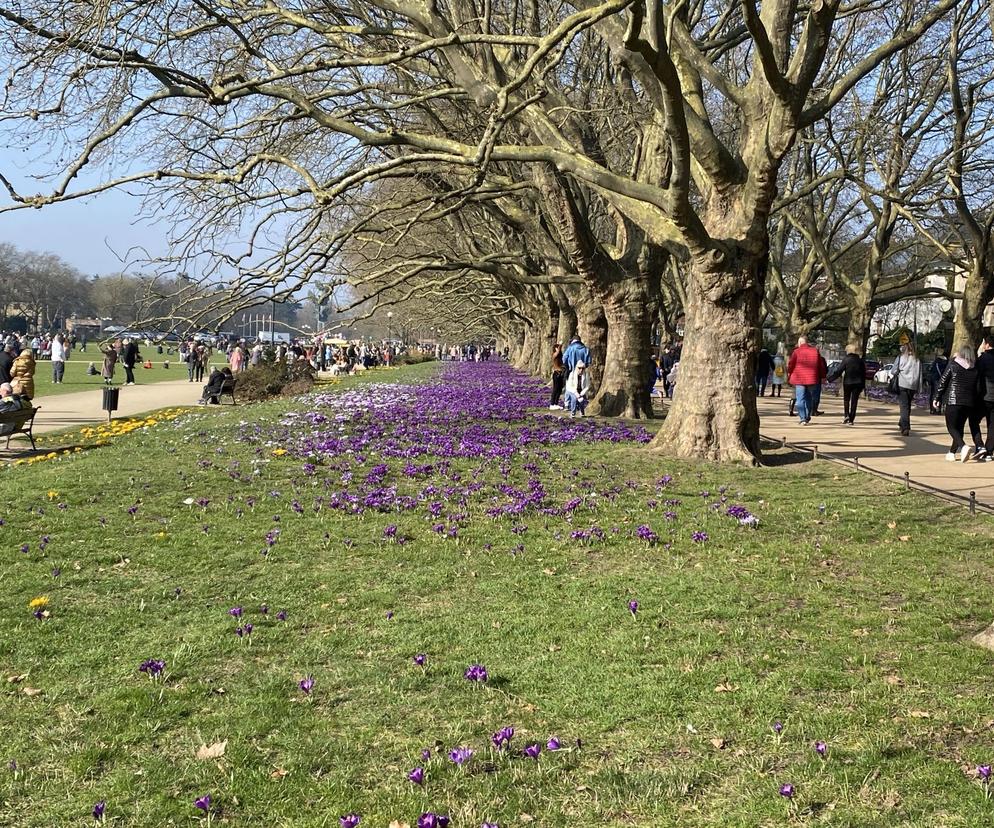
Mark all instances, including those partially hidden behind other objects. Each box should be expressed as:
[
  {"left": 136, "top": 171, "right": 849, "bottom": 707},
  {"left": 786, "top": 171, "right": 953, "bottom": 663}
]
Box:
[
  {"left": 339, "top": 814, "right": 361, "bottom": 828},
  {"left": 523, "top": 743, "right": 541, "bottom": 760},
  {"left": 772, "top": 721, "right": 784, "bottom": 736},
  {"left": 420, "top": 748, "right": 432, "bottom": 762},
  {"left": 138, "top": 659, "right": 165, "bottom": 678},
  {"left": 978, "top": 765, "right": 992, "bottom": 781},
  {"left": 413, "top": 653, "right": 427, "bottom": 668},
  {"left": 449, "top": 746, "right": 474, "bottom": 765},
  {"left": 628, "top": 599, "right": 639, "bottom": 618},
  {"left": 194, "top": 794, "right": 211, "bottom": 812},
  {"left": 276, "top": 609, "right": 288, "bottom": 621},
  {"left": 778, "top": 783, "right": 795, "bottom": 798},
  {"left": 408, "top": 766, "right": 425, "bottom": 785},
  {"left": 92, "top": 800, "right": 106, "bottom": 820},
  {"left": 464, "top": 663, "right": 489, "bottom": 683},
  {"left": 547, "top": 736, "right": 561, "bottom": 751},
  {"left": 814, "top": 740, "right": 827, "bottom": 757},
  {"left": 417, "top": 814, "right": 450, "bottom": 828},
  {"left": 298, "top": 675, "right": 315, "bottom": 694},
  {"left": 691, "top": 531, "right": 709, "bottom": 543},
  {"left": 481, "top": 823, "right": 499, "bottom": 828},
  {"left": 228, "top": 606, "right": 243, "bottom": 618},
  {"left": 491, "top": 725, "right": 514, "bottom": 750}
]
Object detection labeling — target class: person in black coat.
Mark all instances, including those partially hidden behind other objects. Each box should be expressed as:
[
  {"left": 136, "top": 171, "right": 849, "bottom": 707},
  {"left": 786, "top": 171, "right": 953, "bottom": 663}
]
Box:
[
  {"left": 827, "top": 344, "right": 867, "bottom": 424},
  {"left": 122, "top": 338, "right": 141, "bottom": 385},
  {"left": 755, "top": 348, "right": 773, "bottom": 396},
  {"left": 927, "top": 353, "right": 948, "bottom": 415},
  {"left": 200, "top": 367, "right": 230, "bottom": 405},
  {"left": 934, "top": 345, "right": 981, "bottom": 461},
  {"left": 975, "top": 337, "right": 994, "bottom": 458},
  {"left": 0, "top": 343, "right": 14, "bottom": 385}
]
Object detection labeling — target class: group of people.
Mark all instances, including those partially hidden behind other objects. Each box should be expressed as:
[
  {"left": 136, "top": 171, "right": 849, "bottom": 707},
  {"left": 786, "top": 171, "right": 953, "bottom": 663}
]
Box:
[
  {"left": 776, "top": 334, "right": 994, "bottom": 463},
  {"left": 550, "top": 335, "right": 592, "bottom": 416}
]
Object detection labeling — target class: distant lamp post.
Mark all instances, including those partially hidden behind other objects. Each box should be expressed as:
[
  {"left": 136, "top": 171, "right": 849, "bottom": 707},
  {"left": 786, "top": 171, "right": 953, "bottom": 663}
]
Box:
[{"left": 387, "top": 311, "right": 394, "bottom": 341}]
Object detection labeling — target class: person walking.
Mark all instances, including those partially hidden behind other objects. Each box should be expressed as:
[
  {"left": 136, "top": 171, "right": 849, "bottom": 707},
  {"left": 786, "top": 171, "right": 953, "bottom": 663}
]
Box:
[
  {"left": 810, "top": 351, "right": 828, "bottom": 415},
  {"left": 564, "top": 360, "right": 592, "bottom": 417},
  {"left": 827, "top": 344, "right": 867, "bottom": 424},
  {"left": 927, "top": 352, "right": 948, "bottom": 414},
  {"left": 786, "top": 336, "right": 822, "bottom": 425},
  {"left": 892, "top": 342, "right": 922, "bottom": 436},
  {"left": 193, "top": 342, "right": 209, "bottom": 383},
  {"left": 122, "top": 337, "right": 140, "bottom": 385},
  {"left": 50, "top": 333, "right": 67, "bottom": 384},
  {"left": 549, "top": 343, "right": 566, "bottom": 410},
  {"left": 934, "top": 345, "right": 979, "bottom": 462},
  {"left": 10, "top": 345, "right": 36, "bottom": 400},
  {"left": 230, "top": 343, "right": 245, "bottom": 374},
  {"left": 973, "top": 337, "right": 994, "bottom": 460},
  {"left": 101, "top": 343, "right": 118, "bottom": 384},
  {"left": 755, "top": 347, "right": 773, "bottom": 396},
  {"left": 770, "top": 347, "right": 786, "bottom": 397}
]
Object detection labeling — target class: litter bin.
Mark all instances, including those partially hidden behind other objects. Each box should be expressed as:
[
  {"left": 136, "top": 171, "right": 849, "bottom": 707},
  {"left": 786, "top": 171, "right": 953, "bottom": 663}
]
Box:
[{"left": 102, "top": 387, "right": 120, "bottom": 423}]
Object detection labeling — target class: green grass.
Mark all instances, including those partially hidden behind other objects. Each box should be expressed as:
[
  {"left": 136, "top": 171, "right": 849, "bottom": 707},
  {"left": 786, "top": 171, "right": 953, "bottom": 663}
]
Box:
[
  {"left": 29, "top": 353, "right": 228, "bottom": 398},
  {"left": 2, "top": 363, "right": 994, "bottom": 827}
]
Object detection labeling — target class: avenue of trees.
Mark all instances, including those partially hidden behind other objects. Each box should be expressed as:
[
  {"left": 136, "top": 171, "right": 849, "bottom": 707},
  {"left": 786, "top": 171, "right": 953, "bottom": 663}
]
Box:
[{"left": 2, "top": 1, "right": 994, "bottom": 462}]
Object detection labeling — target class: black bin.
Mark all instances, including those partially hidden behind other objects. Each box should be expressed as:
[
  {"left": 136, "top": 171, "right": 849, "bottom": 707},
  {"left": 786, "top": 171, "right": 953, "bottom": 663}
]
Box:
[{"left": 102, "top": 387, "right": 120, "bottom": 423}]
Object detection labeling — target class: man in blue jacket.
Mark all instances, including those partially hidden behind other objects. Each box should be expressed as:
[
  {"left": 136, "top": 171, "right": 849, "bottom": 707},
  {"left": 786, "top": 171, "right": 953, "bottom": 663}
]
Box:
[{"left": 562, "top": 335, "right": 591, "bottom": 376}]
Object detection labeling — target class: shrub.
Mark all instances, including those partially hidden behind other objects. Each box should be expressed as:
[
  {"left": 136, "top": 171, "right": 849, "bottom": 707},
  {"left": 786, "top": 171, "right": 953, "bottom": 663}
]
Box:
[
  {"left": 394, "top": 352, "right": 436, "bottom": 366},
  {"left": 234, "top": 359, "right": 315, "bottom": 402}
]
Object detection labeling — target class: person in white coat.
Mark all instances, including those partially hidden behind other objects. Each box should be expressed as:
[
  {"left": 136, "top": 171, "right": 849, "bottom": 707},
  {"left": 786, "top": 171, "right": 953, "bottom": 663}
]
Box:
[
  {"left": 50, "top": 333, "right": 67, "bottom": 384},
  {"left": 564, "top": 361, "right": 592, "bottom": 417}
]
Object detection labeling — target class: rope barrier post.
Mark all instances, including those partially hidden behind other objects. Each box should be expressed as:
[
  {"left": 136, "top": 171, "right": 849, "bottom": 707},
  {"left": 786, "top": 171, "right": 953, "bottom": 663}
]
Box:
[
  {"left": 854, "top": 457, "right": 859, "bottom": 472},
  {"left": 813, "top": 444, "right": 818, "bottom": 460},
  {"left": 781, "top": 435, "right": 787, "bottom": 448},
  {"left": 904, "top": 471, "right": 910, "bottom": 490},
  {"left": 970, "top": 491, "right": 976, "bottom": 516}
]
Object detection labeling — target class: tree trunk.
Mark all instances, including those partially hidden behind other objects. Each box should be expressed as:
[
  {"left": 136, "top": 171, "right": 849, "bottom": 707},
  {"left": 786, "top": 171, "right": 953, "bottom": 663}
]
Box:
[
  {"left": 846, "top": 294, "right": 874, "bottom": 351},
  {"left": 575, "top": 295, "right": 607, "bottom": 390},
  {"left": 589, "top": 275, "right": 655, "bottom": 418},
  {"left": 554, "top": 287, "right": 577, "bottom": 347},
  {"left": 650, "top": 250, "right": 764, "bottom": 464},
  {"left": 954, "top": 263, "right": 993, "bottom": 349}
]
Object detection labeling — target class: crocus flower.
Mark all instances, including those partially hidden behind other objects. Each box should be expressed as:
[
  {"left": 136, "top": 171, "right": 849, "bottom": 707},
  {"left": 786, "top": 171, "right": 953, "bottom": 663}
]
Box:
[
  {"left": 138, "top": 659, "right": 165, "bottom": 677},
  {"left": 779, "top": 783, "right": 795, "bottom": 798},
  {"left": 628, "top": 599, "right": 638, "bottom": 617},
  {"left": 814, "top": 740, "right": 827, "bottom": 757},
  {"left": 417, "top": 814, "right": 450, "bottom": 828},
  {"left": 464, "top": 663, "right": 488, "bottom": 683},
  {"left": 481, "top": 823, "right": 499, "bottom": 828},
  {"left": 420, "top": 748, "right": 432, "bottom": 762},
  {"left": 413, "top": 653, "right": 427, "bottom": 667},
  {"left": 523, "top": 743, "right": 541, "bottom": 760},
  {"left": 449, "top": 746, "right": 474, "bottom": 765},
  {"left": 339, "top": 814, "right": 361, "bottom": 828},
  {"left": 978, "top": 765, "right": 992, "bottom": 781},
  {"left": 194, "top": 794, "right": 211, "bottom": 812},
  {"left": 772, "top": 721, "right": 784, "bottom": 736},
  {"left": 408, "top": 766, "right": 425, "bottom": 785},
  {"left": 491, "top": 726, "right": 514, "bottom": 750},
  {"left": 691, "top": 531, "right": 709, "bottom": 543},
  {"left": 260, "top": 604, "right": 269, "bottom": 614},
  {"left": 92, "top": 800, "right": 106, "bottom": 820},
  {"left": 547, "top": 737, "right": 561, "bottom": 751},
  {"left": 298, "top": 675, "right": 315, "bottom": 694},
  {"left": 228, "top": 607, "right": 243, "bottom": 618}
]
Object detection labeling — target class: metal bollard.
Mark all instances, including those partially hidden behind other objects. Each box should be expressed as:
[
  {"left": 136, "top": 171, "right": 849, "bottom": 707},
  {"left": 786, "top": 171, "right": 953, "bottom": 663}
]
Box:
[
  {"left": 904, "top": 471, "right": 910, "bottom": 490},
  {"left": 970, "top": 491, "right": 976, "bottom": 516},
  {"left": 813, "top": 445, "right": 819, "bottom": 460},
  {"left": 854, "top": 457, "right": 860, "bottom": 472},
  {"left": 781, "top": 435, "right": 787, "bottom": 448}
]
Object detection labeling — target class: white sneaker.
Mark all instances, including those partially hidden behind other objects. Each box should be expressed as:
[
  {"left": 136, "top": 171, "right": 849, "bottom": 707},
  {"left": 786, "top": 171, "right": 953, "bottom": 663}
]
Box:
[
  {"left": 960, "top": 445, "right": 973, "bottom": 462},
  {"left": 549, "top": 404, "right": 558, "bottom": 410},
  {"left": 945, "top": 452, "right": 956, "bottom": 461},
  {"left": 974, "top": 447, "right": 987, "bottom": 460}
]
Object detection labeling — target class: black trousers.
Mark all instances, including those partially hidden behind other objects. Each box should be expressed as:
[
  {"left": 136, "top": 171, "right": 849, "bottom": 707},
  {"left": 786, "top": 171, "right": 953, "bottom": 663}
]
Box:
[
  {"left": 124, "top": 365, "right": 135, "bottom": 384},
  {"left": 756, "top": 372, "right": 768, "bottom": 396},
  {"left": 843, "top": 384, "right": 863, "bottom": 422},
  {"left": 984, "top": 401, "right": 994, "bottom": 455},
  {"left": 550, "top": 371, "right": 565, "bottom": 406},
  {"left": 945, "top": 404, "right": 970, "bottom": 453}
]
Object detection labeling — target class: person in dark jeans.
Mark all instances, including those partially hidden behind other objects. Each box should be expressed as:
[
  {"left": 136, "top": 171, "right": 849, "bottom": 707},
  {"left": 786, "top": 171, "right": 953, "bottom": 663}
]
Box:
[
  {"left": 927, "top": 353, "right": 948, "bottom": 415},
  {"left": 892, "top": 343, "right": 922, "bottom": 436},
  {"left": 975, "top": 337, "right": 994, "bottom": 459},
  {"left": 827, "top": 344, "right": 866, "bottom": 424},
  {"left": 755, "top": 348, "right": 773, "bottom": 396},
  {"left": 122, "top": 337, "right": 140, "bottom": 385},
  {"left": 549, "top": 343, "right": 566, "bottom": 410},
  {"left": 934, "top": 345, "right": 979, "bottom": 461}
]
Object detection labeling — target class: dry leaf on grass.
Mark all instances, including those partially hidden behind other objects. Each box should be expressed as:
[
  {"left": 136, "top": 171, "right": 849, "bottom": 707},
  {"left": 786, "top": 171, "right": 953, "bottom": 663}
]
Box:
[
  {"left": 909, "top": 710, "right": 931, "bottom": 719},
  {"left": 7, "top": 674, "right": 27, "bottom": 684},
  {"left": 714, "top": 682, "right": 739, "bottom": 693},
  {"left": 710, "top": 737, "right": 728, "bottom": 750},
  {"left": 22, "top": 686, "right": 43, "bottom": 697},
  {"left": 196, "top": 741, "right": 227, "bottom": 760}
]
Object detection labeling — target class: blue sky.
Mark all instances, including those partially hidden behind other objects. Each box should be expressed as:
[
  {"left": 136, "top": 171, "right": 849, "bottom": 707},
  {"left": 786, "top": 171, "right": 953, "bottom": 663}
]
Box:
[{"left": 0, "top": 143, "right": 170, "bottom": 275}]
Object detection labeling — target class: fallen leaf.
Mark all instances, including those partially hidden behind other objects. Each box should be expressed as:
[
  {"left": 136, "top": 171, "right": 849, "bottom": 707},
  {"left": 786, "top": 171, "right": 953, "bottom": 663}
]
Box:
[
  {"left": 7, "top": 674, "right": 27, "bottom": 684},
  {"left": 22, "top": 686, "right": 43, "bottom": 697},
  {"left": 885, "top": 675, "right": 904, "bottom": 686},
  {"left": 270, "top": 767, "right": 289, "bottom": 779},
  {"left": 548, "top": 644, "right": 561, "bottom": 652},
  {"left": 542, "top": 568, "right": 557, "bottom": 575},
  {"left": 520, "top": 815, "right": 535, "bottom": 823},
  {"left": 714, "top": 682, "right": 739, "bottom": 693},
  {"left": 196, "top": 740, "right": 227, "bottom": 760},
  {"left": 388, "top": 822, "right": 411, "bottom": 828},
  {"left": 909, "top": 710, "right": 931, "bottom": 719},
  {"left": 887, "top": 521, "right": 897, "bottom": 529},
  {"left": 710, "top": 737, "right": 728, "bottom": 750},
  {"left": 898, "top": 535, "right": 910, "bottom": 542}
]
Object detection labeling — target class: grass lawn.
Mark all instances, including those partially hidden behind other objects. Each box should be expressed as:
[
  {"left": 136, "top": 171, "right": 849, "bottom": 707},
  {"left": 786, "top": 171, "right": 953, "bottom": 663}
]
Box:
[
  {"left": 29, "top": 354, "right": 228, "bottom": 399},
  {"left": 2, "top": 362, "right": 994, "bottom": 827}
]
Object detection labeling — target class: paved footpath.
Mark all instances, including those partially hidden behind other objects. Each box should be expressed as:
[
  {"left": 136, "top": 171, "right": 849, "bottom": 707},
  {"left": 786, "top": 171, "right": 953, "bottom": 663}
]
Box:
[
  {"left": 7, "top": 379, "right": 204, "bottom": 446},
  {"left": 757, "top": 391, "right": 994, "bottom": 507}
]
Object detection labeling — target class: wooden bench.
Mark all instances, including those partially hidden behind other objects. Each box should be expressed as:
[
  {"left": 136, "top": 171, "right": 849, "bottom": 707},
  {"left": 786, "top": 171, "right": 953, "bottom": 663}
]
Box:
[
  {"left": 0, "top": 405, "right": 40, "bottom": 450},
  {"left": 219, "top": 378, "right": 237, "bottom": 405}
]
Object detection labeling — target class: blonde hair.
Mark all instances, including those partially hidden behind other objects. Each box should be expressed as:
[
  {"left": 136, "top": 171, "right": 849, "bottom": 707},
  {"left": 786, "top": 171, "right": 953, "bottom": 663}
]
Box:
[{"left": 845, "top": 344, "right": 859, "bottom": 355}]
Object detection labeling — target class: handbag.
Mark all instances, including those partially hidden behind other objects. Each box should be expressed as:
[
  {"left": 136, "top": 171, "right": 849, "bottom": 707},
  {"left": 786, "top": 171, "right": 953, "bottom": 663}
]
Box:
[{"left": 887, "top": 356, "right": 901, "bottom": 395}]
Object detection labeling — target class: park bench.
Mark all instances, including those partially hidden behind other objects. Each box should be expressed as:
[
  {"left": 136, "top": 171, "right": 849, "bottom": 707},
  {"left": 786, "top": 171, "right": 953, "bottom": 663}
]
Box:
[
  {"left": 219, "top": 377, "right": 237, "bottom": 405},
  {"left": 0, "top": 405, "right": 40, "bottom": 450}
]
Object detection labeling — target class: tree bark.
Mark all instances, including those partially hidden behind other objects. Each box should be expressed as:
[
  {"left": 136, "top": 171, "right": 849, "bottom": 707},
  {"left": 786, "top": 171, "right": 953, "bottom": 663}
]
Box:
[
  {"left": 589, "top": 273, "right": 656, "bottom": 418},
  {"left": 846, "top": 293, "right": 874, "bottom": 352},
  {"left": 554, "top": 287, "right": 577, "bottom": 347},
  {"left": 954, "top": 263, "right": 993, "bottom": 349},
  {"left": 650, "top": 249, "right": 765, "bottom": 464},
  {"left": 575, "top": 294, "right": 607, "bottom": 391}
]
